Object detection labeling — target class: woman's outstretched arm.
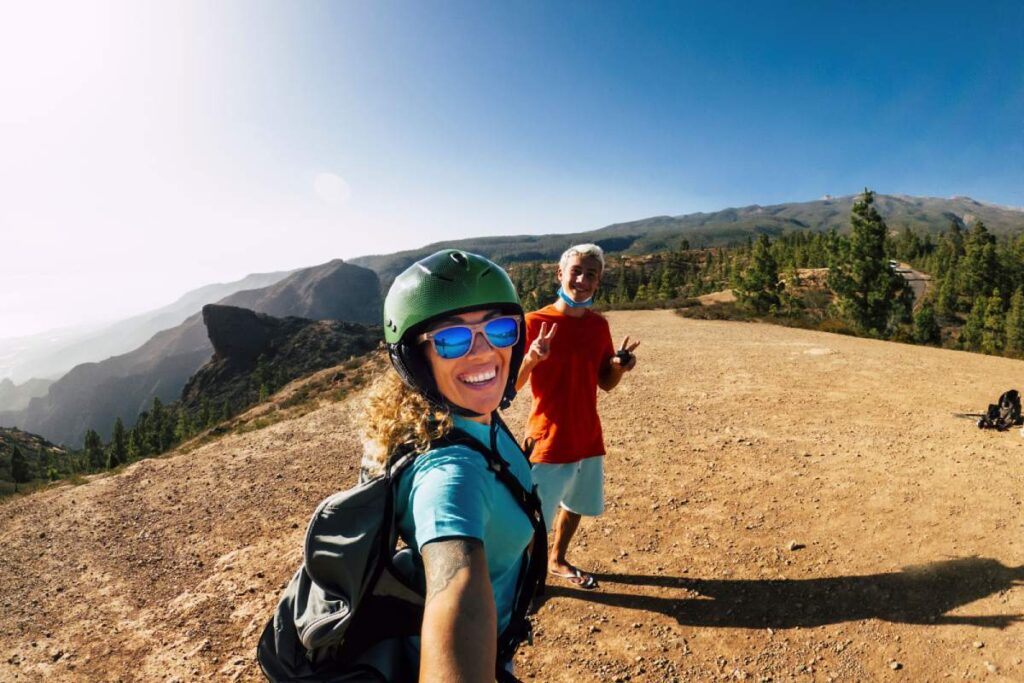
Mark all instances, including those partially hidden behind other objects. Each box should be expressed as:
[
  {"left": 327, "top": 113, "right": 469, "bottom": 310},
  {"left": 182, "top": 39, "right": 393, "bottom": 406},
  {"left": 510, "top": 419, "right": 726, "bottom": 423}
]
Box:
[{"left": 420, "top": 537, "right": 496, "bottom": 682}]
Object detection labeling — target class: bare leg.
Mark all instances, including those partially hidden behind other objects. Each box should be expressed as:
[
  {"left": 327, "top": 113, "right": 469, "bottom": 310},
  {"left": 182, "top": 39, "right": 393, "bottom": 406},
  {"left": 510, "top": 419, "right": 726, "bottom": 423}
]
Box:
[{"left": 549, "top": 506, "right": 581, "bottom": 574}]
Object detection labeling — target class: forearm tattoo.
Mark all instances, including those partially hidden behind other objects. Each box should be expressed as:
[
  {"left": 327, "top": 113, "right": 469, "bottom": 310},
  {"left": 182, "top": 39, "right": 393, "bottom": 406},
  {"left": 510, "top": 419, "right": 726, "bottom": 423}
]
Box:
[{"left": 422, "top": 538, "right": 481, "bottom": 604}]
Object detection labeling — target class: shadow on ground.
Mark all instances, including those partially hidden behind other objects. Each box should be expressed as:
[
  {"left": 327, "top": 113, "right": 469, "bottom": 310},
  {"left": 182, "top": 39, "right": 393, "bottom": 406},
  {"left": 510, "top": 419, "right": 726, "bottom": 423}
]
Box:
[{"left": 541, "top": 557, "right": 1024, "bottom": 629}]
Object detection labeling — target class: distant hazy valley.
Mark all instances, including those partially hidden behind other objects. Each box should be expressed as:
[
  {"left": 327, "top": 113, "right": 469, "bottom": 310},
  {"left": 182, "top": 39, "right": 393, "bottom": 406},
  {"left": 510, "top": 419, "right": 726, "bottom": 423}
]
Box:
[{"left": 0, "top": 260, "right": 381, "bottom": 447}]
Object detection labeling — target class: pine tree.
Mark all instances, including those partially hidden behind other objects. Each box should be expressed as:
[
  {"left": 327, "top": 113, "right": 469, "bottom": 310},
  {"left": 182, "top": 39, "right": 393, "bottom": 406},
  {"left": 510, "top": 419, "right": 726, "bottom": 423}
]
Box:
[
  {"left": 701, "top": 250, "right": 715, "bottom": 281},
  {"left": 827, "top": 189, "right": 911, "bottom": 336},
  {"left": 10, "top": 446, "right": 29, "bottom": 493},
  {"left": 1004, "top": 287, "right": 1024, "bottom": 356},
  {"left": 612, "top": 263, "right": 629, "bottom": 304},
  {"left": 634, "top": 281, "right": 649, "bottom": 302},
  {"left": 912, "top": 302, "right": 941, "bottom": 345},
  {"left": 892, "top": 228, "right": 923, "bottom": 262},
  {"left": 254, "top": 354, "right": 271, "bottom": 397},
  {"left": 961, "top": 221, "right": 998, "bottom": 303},
  {"left": 1005, "top": 235, "right": 1024, "bottom": 291},
  {"left": 160, "top": 409, "right": 177, "bottom": 452},
  {"left": 199, "top": 398, "right": 212, "bottom": 429},
  {"left": 107, "top": 417, "right": 127, "bottom": 468},
  {"left": 734, "top": 234, "right": 781, "bottom": 314},
  {"left": 981, "top": 290, "right": 1005, "bottom": 355},
  {"left": 939, "top": 221, "right": 965, "bottom": 271},
  {"left": 37, "top": 447, "right": 50, "bottom": 477},
  {"left": 133, "top": 412, "right": 150, "bottom": 457},
  {"left": 960, "top": 297, "right": 987, "bottom": 351},
  {"left": 175, "top": 410, "right": 191, "bottom": 442},
  {"left": 218, "top": 400, "right": 231, "bottom": 424},
  {"left": 148, "top": 397, "right": 165, "bottom": 454},
  {"left": 126, "top": 429, "right": 141, "bottom": 462},
  {"left": 656, "top": 263, "right": 675, "bottom": 300},
  {"left": 934, "top": 272, "right": 959, "bottom": 320},
  {"left": 83, "top": 429, "right": 105, "bottom": 470}
]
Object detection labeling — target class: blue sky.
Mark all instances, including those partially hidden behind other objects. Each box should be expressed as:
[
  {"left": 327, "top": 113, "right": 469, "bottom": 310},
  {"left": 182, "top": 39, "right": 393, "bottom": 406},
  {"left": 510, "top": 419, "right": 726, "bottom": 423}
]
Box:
[
  {"left": 263, "top": 0, "right": 1024, "bottom": 211},
  {"left": 1, "top": 1, "right": 1022, "bottom": 338}
]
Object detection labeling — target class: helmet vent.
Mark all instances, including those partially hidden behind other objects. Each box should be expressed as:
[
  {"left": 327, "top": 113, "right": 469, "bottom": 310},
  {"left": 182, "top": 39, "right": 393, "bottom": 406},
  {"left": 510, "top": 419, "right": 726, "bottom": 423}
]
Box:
[
  {"left": 450, "top": 251, "right": 469, "bottom": 268},
  {"left": 480, "top": 267, "right": 492, "bottom": 278}
]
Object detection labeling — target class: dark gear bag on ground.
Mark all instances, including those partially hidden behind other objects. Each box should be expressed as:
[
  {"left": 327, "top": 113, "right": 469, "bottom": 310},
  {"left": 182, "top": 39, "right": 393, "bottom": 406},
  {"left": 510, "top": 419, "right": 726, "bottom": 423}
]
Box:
[
  {"left": 977, "top": 390, "right": 1023, "bottom": 431},
  {"left": 256, "top": 415, "right": 547, "bottom": 683}
]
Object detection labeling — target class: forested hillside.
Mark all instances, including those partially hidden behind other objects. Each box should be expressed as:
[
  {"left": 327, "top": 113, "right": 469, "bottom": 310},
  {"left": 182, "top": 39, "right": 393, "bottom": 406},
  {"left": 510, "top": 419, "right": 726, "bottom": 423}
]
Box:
[
  {"left": 353, "top": 194, "right": 1024, "bottom": 288},
  {"left": 509, "top": 191, "right": 1024, "bottom": 359},
  {"left": 0, "top": 428, "right": 70, "bottom": 495}
]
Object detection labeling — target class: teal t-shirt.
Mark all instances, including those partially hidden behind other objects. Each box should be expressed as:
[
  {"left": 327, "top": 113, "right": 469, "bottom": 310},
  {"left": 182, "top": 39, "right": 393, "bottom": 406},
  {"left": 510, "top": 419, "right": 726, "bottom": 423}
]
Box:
[{"left": 395, "top": 415, "right": 535, "bottom": 635}]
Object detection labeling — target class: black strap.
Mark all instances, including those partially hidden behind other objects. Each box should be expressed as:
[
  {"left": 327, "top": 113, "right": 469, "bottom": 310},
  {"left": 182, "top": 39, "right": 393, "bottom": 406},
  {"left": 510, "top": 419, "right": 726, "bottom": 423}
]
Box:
[{"left": 431, "top": 418, "right": 547, "bottom": 676}]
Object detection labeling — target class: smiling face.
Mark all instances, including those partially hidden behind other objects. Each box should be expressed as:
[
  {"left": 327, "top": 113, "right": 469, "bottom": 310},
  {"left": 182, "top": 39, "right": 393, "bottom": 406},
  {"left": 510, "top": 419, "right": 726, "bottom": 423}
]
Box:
[
  {"left": 422, "top": 309, "right": 515, "bottom": 421},
  {"left": 558, "top": 253, "right": 603, "bottom": 303}
]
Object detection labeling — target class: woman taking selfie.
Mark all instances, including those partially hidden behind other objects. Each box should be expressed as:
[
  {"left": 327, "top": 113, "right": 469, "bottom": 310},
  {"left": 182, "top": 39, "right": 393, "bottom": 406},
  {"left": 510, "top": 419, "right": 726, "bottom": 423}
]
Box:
[{"left": 361, "top": 249, "right": 544, "bottom": 681}]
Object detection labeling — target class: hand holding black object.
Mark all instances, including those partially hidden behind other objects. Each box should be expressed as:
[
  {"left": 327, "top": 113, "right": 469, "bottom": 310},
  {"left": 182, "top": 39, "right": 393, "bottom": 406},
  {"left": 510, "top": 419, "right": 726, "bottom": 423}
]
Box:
[{"left": 611, "top": 336, "right": 640, "bottom": 371}]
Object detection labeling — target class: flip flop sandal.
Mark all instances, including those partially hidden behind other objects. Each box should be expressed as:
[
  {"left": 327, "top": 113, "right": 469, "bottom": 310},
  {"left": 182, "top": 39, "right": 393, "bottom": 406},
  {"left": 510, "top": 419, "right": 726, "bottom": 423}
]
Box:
[{"left": 549, "top": 566, "right": 599, "bottom": 590}]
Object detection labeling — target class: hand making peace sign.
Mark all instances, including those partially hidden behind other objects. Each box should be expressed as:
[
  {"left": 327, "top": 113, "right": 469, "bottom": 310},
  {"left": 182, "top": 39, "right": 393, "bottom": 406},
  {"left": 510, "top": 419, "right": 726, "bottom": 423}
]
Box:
[{"left": 526, "top": 321, "right": 558, "bottom": 364}]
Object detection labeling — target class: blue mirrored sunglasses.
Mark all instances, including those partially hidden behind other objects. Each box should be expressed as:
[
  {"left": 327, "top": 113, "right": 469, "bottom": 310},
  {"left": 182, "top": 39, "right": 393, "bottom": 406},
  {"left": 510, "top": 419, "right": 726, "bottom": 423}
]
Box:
[{"left": 417, "top": 316, "right": 520, "bottom": 360}]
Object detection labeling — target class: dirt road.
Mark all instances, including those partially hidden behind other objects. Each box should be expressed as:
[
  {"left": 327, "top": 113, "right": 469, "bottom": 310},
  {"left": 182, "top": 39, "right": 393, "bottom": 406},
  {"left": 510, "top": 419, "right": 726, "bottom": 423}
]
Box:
[
  {"left": 2, "top": 310, "right": 1023, "bottom": 681},
  {"left": 893, "top": 263, "right": 932, "bottom": 307}
]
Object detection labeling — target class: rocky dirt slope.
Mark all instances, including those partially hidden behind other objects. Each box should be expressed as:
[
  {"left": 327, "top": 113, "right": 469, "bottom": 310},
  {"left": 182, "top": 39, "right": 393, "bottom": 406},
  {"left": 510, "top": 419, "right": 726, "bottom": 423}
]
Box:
[{"left": 2, "top": 310, "right": 1023, "bottom": 682}]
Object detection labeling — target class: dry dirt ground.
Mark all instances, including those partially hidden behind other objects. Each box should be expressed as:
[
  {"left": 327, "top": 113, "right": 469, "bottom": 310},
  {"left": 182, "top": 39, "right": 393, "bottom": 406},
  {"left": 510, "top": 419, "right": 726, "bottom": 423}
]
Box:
[{"left": 2, "top": 310, "right": 1024, "bottom": 682}]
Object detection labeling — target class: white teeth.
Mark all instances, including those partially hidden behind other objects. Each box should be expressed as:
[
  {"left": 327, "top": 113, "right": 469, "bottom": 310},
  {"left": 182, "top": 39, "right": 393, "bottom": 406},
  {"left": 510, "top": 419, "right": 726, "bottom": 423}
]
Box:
[{"left": 461, "top": 368, "right": 497, "bottom": 384}]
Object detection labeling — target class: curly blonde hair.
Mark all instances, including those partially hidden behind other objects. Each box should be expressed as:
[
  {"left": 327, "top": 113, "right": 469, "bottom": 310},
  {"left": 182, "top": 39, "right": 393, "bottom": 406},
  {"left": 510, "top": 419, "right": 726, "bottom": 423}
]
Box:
[{"left": 360, "top": 369, "right": 453, "bottom": 477}]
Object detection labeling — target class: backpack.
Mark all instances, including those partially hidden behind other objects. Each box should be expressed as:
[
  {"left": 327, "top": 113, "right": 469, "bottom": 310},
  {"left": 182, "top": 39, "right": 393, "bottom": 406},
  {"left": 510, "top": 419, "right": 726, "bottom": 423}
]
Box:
[
  {"left": 256, "top": 417, "right": 546, "bottom": 683},
  {"left": 977, "top": 389, "right": 1023, "bottom": 431}
]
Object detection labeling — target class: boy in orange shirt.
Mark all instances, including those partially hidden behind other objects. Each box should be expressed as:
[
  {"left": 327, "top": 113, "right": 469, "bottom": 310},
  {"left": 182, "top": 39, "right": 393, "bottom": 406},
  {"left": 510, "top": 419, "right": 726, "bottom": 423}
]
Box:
[{"left": 516, "top": 244, "right": 639, "bottom": 589}]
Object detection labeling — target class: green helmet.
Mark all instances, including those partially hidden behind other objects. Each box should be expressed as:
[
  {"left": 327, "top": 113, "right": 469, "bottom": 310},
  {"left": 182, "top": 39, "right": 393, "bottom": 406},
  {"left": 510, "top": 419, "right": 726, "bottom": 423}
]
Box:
[{"left": 384, "top": 249, "right": 525, "bottom": 415}]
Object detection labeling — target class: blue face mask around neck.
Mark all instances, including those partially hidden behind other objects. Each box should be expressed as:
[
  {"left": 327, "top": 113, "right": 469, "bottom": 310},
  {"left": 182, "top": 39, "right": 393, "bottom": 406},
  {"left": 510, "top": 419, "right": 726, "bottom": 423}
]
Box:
[{"left": 557, "top": 287, "right": 594, "bottom": 308}]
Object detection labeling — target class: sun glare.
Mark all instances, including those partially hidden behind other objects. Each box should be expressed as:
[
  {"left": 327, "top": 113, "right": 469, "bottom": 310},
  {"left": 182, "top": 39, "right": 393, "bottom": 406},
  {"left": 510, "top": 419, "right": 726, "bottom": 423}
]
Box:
[{"left": 314, "top": 172, "right": 352, "bottom": 205}]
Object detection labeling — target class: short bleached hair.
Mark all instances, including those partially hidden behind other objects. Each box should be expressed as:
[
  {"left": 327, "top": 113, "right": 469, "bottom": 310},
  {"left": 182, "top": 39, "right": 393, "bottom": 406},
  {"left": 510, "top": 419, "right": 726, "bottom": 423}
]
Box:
[{"left": 559, "top": 243, "right": 605, "bottom": 272}]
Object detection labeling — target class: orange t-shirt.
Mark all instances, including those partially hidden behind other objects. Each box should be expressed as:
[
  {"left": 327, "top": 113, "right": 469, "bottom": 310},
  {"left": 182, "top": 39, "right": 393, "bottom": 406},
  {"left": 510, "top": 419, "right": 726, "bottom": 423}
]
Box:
[{"left": 523, "top": 304, "right": 615, "bottom": 464}]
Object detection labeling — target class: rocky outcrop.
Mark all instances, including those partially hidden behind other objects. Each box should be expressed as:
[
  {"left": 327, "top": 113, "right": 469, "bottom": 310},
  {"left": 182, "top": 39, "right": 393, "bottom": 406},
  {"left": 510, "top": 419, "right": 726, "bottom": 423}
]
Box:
[
  {"left": 203, "top": 305, "right": 276, "bottom": 363},
  {"left": 179, "top": 305, "right": 380, "bottom": 416},
  {"left": 0, "top": 427, "right": 65, "bottom": 460}
]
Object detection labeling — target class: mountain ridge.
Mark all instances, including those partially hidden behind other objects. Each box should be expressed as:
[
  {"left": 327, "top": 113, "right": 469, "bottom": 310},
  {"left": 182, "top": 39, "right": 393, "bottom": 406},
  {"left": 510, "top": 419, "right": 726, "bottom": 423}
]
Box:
[
  {"left": 0, "top": 261, "right": 382, "bottom": 447},
  {"left": 0, "top": 269, "right": 295, "bottom": 384},
  {"left": 351, "top": 193, "right": 1024, "bottom": 287},
  {"left": 0, "top": 378, "right": 52, "bottom": 413}
]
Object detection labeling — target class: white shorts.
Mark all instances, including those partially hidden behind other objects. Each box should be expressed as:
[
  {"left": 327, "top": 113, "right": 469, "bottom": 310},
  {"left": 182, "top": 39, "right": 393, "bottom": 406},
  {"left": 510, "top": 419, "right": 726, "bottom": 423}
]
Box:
[{"left": 531, "top": 456, "right": 605, "bottom": 531}]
